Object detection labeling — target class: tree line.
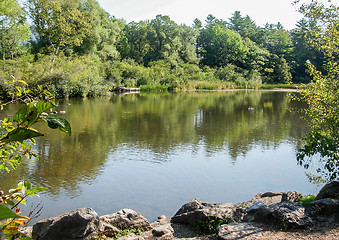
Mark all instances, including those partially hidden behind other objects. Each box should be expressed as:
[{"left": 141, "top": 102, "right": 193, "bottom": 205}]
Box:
[{"left": 0, "top": 0, "right": 329, "bottom": 98}]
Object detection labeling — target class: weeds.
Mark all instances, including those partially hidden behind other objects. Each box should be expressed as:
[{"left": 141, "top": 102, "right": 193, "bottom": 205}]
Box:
[{"left": 195, "top": 216, "right": 232, "bottom": 235}]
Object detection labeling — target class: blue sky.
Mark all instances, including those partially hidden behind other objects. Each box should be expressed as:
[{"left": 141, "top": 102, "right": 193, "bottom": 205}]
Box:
[{"left": 97, "top": 0, "right": 304, "bottom": 29}]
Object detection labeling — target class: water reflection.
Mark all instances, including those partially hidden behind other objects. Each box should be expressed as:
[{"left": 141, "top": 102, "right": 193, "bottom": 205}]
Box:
[{"left": 0, "top": 91, "right": 314, "bottom": 221}]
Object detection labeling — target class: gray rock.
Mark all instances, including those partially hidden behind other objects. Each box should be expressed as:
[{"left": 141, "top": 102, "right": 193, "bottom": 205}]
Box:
[
  {"left": 282, "top": 191, "right": 303, "bottom": 202},
  {"left": 202, "top": 202, "right": 233, "bottom": 208},
  {"left": 32, "top": 208, "right": 100, "bottom": 240},
  {"left": 99, "top": 222, "right": 120, "bottom": 237},
  {"left": 99, "top": 209, "right": 152, "bottom": 233},
  {"left": 173, "top": 199, "right": 203, "bottom": 216},
  {"left": 246, "top": 200, "right": 267, "bottom": 214},
  {"left": 260, "top": 192, "right": 283, "bottom": 198},
  {"left": 171, "top": 205, "right": 245, "bottom": 226},
  {"left": 254, "top": 201, "right": 312, "bottom": 229},
  {"left": 241, "top": 192, "right": 283, "bottom": 209},
  {"left": 152, "top": 223, "right": 174, "bottom": 237},
  {"left": 244, "top": 191, "right": 291, "bottom": 215},
  {"left": 218, "top": 222, "right": 263, "bottom": 240},
  {"left": 316, "top": 181, "right": 339, "bottom": 200},
  {"left": 309, "top": 198, "right": 339, "bottom": 218},
  {"left": 18, "top": 226, "right": 32, "bottom": 238}
]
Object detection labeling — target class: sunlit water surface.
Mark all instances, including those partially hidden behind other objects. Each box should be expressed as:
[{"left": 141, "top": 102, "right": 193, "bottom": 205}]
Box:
[{"left": 0, "top": 91, "right": 320, "bottom": 223}]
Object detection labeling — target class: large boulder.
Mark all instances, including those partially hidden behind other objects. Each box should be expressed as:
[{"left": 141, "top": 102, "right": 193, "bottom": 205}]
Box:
[
  {"left": 244, "top": 191, "right": 302, "bottom": 215},
  {"left": 171, "top": 200, "right": 245, "bottom": 226},
  {"left": 99, "top": 209, "right": 151, "bottom": 237},
  {"left": 32, "top": 208, "right": 100, "bottom": 240},
  {"left": 316, "top": 181, "right": 339, "bottom": 200},
  {"left": 174, "top": 199, "right": 203, "bottom": 216},
  {"left": 309, "top": 198, "right": 339, "bottom": 219},
  {"left": 254, "top": 201, "right": 312, "bottom": 229}
]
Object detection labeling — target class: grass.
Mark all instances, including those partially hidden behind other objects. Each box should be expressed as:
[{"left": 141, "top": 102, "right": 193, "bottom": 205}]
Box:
[
  {"left": 297, "top": 195, "right": 317, "bottom": 205},
  {"left": 140, "top": 84, "right": 169, "bottom": 92},
  {"left": 260, "top": 84, "right": 300, "bottom": 89},
  {"left": 195, "top": 216, "right": 232, "bottom": 235},
  {"left": 113, "top": 228, "right": 143, "bottom": 239}
]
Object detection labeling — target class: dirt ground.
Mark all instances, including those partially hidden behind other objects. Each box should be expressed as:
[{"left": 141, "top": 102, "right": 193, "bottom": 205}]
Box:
[{"left": 167, "top": 220, "right": 339, "bottom": 240}]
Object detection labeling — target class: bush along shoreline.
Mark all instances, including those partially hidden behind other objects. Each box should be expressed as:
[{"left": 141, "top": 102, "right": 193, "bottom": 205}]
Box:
[{"left": 18, "top": 181, "right": 339, "bottom": 239}]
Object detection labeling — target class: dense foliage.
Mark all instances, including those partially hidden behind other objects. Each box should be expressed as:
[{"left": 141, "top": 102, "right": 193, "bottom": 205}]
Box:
[
  {"left": 294, "top": 0, "right": 338, "bottom": 182},
  {"left": 0, "top": 0, "right": 334, "bottom": 98}
]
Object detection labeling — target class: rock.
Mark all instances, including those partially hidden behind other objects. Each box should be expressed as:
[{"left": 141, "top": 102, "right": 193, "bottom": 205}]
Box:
[
  {"left": 152, "top": 223, "right": 174, "bottom": 237},
  {"left": 99, "top": 209, "right": 152, "bottom": 234},
  {"left": 246, "top": 200, "right": 267, "bottom": 214},
  {"left": 282, "top": 191, "right": 303, "bottom": 202},
  {"left": 256, "top": 192, "right": 283, "bottom": 205},
  {"left": 254, "top": 201, "right": 312, "bottom": 229},
  {"left": 218, "top": 222, "right": 263, "bottom": 240},
  {"left": 171, "top": 204, "right": 245, "bottom": 226},
  {"left": 202, "top": 202, "right": 233, "bottom": 208},
  {"left": 118, "top": 233, "right": 145, "bottom": 240},
  {"left": 99, "top": 222, "right": 120, "bottom": 237},
  {"left": 260, "top": 192, "right": 283, "bottom": 198},
  {"left": 309, "top": 198, "right": 339, "bottom": 219},
  {"left": 173, "top": 199, "right": 203, "bottom": 216},
  {"left": 158, "top": 215, "right": 167, "bottom": 220},
  {"left": 157, "top": 215, "right": 168, "bottom": 224},
  {"left": 32, "top": 208, "right": 100, "bottom": 240},
  {"left": 316, "top": 181, "right": 339, "bottom": 200},
  {"left": 18, "top": 226, "right": 32, "bottom": 238}
]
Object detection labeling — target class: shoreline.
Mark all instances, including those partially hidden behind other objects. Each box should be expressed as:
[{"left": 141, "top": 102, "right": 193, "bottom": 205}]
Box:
[{"left": 21, "top": 182, "right": 339, "bottom": 239}]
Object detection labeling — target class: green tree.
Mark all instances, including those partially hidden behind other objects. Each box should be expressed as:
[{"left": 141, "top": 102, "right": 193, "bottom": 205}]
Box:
[
  {"left": 290, "top": 18, "right": 325, "bottom": 83},
  {"left": 294, "top": 0, "right": 339, "bottom": 182},
  {"left": 0, "top": 0, "right": 29, "bottom": 65},
  {"left": 28, "top": 0, "right": 91, "bottom": 62},
  {"left": 118, "top": 21, "right": 149, "bottom": 64},
  {"left": 75, "top": 0, "right": 122, "bottom": 61},
  {"left": 119, "top": 15, "right": 198, "bottom": 67},
  {"left": 262, "top": 23, "right": 294, "bottom": 60},
  {"left": 197, "top": 22, "right": 249, "bottom": 68},
  {"left": 228, "top": 11, "right": 263, "bottom": 44},
  {"left": 263, "top": 54, "right": 292, "bottom": 83}
]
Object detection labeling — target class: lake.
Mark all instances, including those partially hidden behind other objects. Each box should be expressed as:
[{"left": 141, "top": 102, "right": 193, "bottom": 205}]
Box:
[{"left": 0, "top": 90, "right": 320, "bottom": 223}]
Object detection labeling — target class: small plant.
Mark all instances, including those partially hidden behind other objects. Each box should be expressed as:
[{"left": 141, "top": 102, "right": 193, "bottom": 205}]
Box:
[
  {"left": 0, "top": 79, "right": 71, "bottom": 239},
  {"left": 0, "top": 181, "right": 47, "bottom": 239},
  {"left": 195, "top": 216, "right": 232, "bottom": 235},
  {"left": 113, "top": 228, "right": 143, "bottom": 239},
  {"left": 297, "top": 195, "right": 317, "bottom": 205},
  {"left": 140, "top": 84, "right": 169, "bottom": 92}
]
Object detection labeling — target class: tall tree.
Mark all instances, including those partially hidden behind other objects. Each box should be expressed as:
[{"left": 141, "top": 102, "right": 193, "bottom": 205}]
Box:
[
  {"left": 263, "top": 23, "right": 294, "bottom": 59},
  {"left": 75, "top": 0, "right": 122, "bottom": 61},
  {"left": 28, "top": 0, "right": 91, "bottom": 62},
  {"left": 228, "top": 11, "right": 263, "bottom": 44},
  {"left": 0, "top": 0, "right": 29, "bottom": 65},
  {"left": 119, "top": 15, "right": 198, "bottom": 66},
  {"left": 294, "top": 0, "right": 339, "bottom": 182},
  {"left": 197, "top": 22, "right": 249, "bottom": 68},
  {"left": 118, "top": 21, "right": 149, "bottom": 64},
  {"left": 290, "top": 18, "right": 324, "bottom": 82}
]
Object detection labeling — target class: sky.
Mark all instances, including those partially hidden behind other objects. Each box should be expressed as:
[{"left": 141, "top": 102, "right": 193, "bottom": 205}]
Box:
[{"left": 97, "top": 0, "right": 304, "bottom": 29}]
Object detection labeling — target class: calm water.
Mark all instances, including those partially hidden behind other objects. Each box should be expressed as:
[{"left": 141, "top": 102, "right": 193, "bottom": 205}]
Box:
[{"left": 0, "top": 91, "right": 320, "bottom": 223}]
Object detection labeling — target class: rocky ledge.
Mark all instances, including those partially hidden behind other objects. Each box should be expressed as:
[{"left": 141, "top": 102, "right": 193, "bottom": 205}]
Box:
[{"left": 21, "top": 181, "right": 339, "bottom": 239}]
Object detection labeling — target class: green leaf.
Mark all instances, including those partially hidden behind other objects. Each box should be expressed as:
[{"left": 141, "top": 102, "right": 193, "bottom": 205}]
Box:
[
  {"left": 35, "top": 101, "right": 53, "bottom": 114},
  {"left": 13, "top": 105, "right": 38, "bottom": 127},
  {"left": 0, "top": 205, "right": 21, "bottom": 220},
  {"left": 26, "top": 186, "right": 49, "bottom": 197},
  {"left": 2, "top": 128, "right": 44, "bottom": 143},
  {"left": 41, "top": 115, "right": 71, "bottom": 136}
]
